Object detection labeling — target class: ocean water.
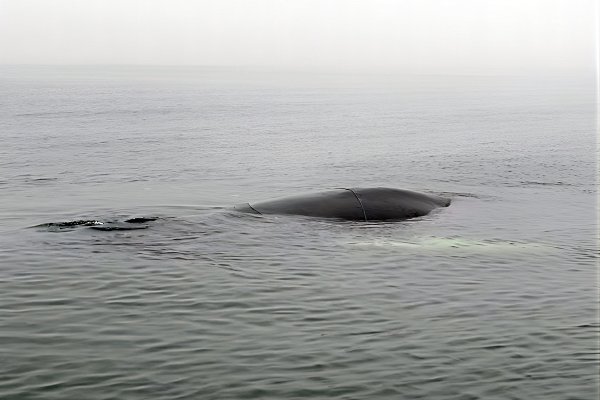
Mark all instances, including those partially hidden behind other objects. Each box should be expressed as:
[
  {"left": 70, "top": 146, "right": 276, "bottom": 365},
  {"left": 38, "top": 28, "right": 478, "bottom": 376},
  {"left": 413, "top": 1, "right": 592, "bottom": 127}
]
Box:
[{"left": 0, "top": 65, "right": 597, "bottom": 399}]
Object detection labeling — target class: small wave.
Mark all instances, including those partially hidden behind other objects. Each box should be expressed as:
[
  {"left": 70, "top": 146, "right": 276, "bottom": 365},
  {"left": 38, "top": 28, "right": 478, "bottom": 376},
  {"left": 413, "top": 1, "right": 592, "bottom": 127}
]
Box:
[
  {"left": 90, "top": 224, "right": 149, "bottom": 231},
  {"left": 29, "top": 177, "right": 58, "bottom": 182},
  {"left": 436, "top": 191, "right": 480, "bottom": 199},
  {"left": 15, "top": 107, "right": 174, "bottom": 119},
  {"left": 576, "top": 323, "right": 600, "bottom": 329},
  {"left": 519, "top": 180, "right": 574, "bottom": 187},
  {"left": 7, "top": 176, "right": 59, "bottom": 186},
  {"left": 15, "top": 110, "right": 78, "bottom": 117}
]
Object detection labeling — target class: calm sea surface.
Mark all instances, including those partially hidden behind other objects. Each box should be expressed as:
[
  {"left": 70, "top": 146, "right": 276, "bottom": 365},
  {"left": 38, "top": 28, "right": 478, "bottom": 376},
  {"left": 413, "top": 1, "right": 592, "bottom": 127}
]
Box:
[{"left": 0, "top": 66, "right": 598, "bottom": 399}]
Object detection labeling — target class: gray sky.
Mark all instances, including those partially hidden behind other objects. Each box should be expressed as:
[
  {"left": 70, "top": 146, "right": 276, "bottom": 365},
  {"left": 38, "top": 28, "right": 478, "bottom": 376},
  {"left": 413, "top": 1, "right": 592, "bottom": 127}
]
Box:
[{"left": 0, "top": 0, "right": 597, "bottom": 73}]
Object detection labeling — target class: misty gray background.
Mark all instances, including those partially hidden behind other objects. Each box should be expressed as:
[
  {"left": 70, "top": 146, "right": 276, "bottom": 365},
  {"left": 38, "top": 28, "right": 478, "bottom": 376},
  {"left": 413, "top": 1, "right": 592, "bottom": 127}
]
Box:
[
  {"left": 0, "top": 0, "right": 597, "bottom": 75},
  {"left": 1, "top": 1, "right": 599, "bottom": 399}
]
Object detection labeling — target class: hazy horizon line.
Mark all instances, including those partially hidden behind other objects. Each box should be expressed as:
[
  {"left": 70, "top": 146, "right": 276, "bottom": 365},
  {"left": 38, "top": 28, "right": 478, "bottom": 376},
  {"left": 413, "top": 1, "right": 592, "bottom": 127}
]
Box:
[{"left": 0, "top": 63, "right": 596, "bottom": 77}]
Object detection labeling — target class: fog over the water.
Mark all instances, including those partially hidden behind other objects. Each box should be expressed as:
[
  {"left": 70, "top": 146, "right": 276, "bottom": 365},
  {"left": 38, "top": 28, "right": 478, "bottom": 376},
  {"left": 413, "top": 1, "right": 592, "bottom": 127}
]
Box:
[{"left": 0, "top": 0, "right": 597, "bottom": 74}]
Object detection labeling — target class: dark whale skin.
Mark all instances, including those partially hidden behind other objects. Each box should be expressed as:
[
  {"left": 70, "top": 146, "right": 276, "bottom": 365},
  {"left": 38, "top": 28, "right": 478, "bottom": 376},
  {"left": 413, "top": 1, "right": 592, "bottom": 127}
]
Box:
[{"left": 234, "top": 187, "right": 450, "bottom": 221}]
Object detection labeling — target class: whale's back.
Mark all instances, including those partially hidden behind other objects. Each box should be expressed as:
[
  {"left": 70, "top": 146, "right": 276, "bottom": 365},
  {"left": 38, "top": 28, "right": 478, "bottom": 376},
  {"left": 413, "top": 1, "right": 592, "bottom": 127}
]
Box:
[
  {"left": 235, "top": 187, "right": 450, "bottom": 221},
  {"left": 353, "top": 187, "right": 450, "bottom": 220},
  {"left": 235, "top": 189, "right": 364, "bottom": 220}
]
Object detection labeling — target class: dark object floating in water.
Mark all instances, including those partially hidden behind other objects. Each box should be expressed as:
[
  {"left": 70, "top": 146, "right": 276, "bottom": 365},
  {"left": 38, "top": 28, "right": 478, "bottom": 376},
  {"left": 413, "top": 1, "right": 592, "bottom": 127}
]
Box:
[
  {"left": 34, "top": 217, "right": 158, "bottom": 231},
  {"left": 234, "top": 187, "right": 451, "bottom": 221},
  {"left": 35, "top": 219, "right": 104, "bottom": 228}
]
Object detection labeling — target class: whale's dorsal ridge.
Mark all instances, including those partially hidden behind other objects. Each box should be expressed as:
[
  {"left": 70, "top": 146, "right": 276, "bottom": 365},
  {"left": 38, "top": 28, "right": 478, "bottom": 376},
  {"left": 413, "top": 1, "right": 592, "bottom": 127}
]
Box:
[{"left": 235, "top": 187, "right": 451, "bottom": 221}]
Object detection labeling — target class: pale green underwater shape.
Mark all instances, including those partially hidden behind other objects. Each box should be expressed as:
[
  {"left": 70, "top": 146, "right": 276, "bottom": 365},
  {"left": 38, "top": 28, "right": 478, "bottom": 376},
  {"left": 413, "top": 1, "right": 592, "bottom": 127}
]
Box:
[{"left": 345, "top": 237, "right": 554, "bottom": 253}]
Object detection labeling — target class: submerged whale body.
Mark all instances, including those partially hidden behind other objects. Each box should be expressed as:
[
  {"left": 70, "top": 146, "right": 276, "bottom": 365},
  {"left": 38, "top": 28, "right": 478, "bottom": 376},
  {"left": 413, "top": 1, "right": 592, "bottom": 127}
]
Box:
[
  {"left": 33, "top": 190, "right": 449, "bottom": 230},
  {"left": 234, "top": 188, "right": 451, "bottom": 221}
]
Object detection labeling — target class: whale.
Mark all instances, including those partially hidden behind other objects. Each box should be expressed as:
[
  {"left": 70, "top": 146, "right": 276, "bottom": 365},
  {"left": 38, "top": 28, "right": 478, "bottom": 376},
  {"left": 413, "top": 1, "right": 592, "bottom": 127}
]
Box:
[
  {"left": 33, "top": 189, "right": 450, "bottom": 230},
  {"left": 233, "top": 187, "right": 451, "bottom": 221}
]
